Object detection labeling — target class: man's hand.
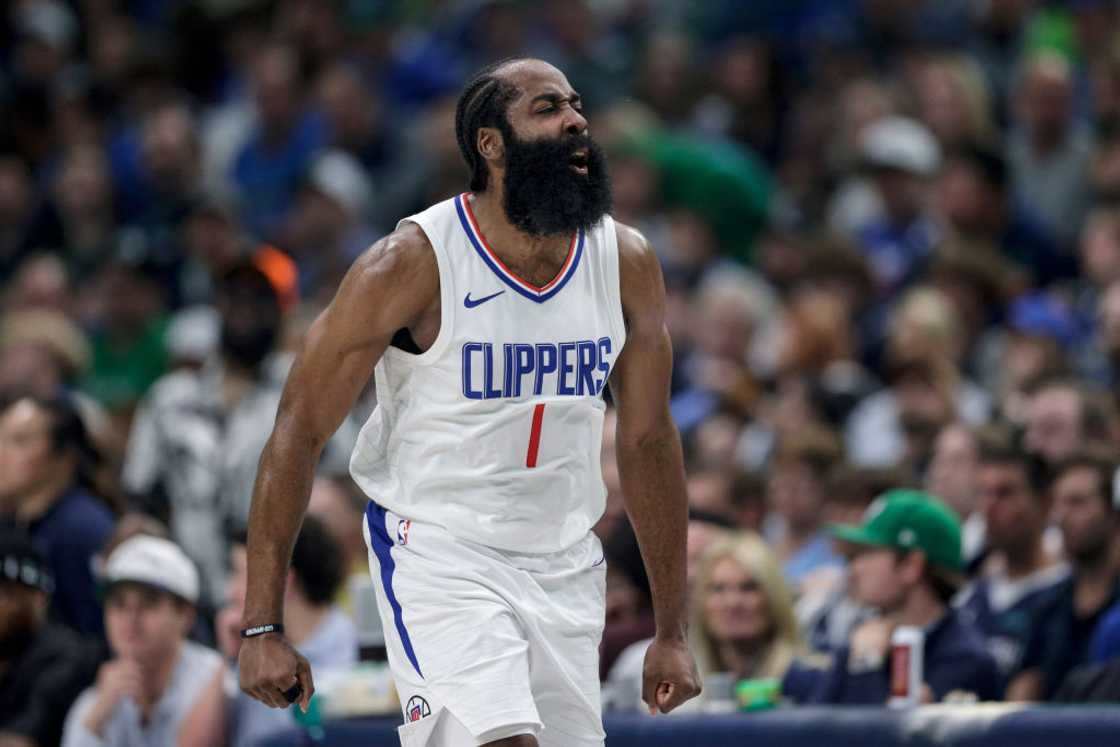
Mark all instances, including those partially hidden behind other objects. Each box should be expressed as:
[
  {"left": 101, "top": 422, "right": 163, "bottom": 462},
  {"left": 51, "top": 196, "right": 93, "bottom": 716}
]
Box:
[
  {"left": 82, "top": 660, "right": 145, "bottom": 736},
  {"left": 0, "top": 733, "right": 37, "bottom": 747},
  {"left": 642, "top": 636, "right": 701, "bottom": 714},
  {"left": 238, "top": 634, "right": 314, "bottom": 713}
]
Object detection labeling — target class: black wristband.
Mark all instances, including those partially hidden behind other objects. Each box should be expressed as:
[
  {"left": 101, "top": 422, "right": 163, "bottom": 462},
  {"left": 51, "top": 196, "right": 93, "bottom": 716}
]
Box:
[{"left": 240, "top": 623, "right": 284, "bottom": 639}]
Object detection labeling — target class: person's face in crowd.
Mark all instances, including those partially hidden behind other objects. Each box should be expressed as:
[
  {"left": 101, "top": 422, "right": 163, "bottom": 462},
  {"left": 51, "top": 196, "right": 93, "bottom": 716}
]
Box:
[
  {"left": 5, "top": 254, "right": 71, "bottom": 312},
  {"left": 141, "top": 106, "right": 196, "bottom": 191},
  {"left": 252, "top": 46, "right": 301, "bottom": 133},
  {"left": 925, "top": 424, "right": 979, "bottom": 520},
  {"left": 0, "top": 399, "right": 72, "bottom": 508},
  {"left": 1024, "top": 386, "right": 1084, "bottom": 465},
  {"left": 307, "top": 476, "right": 363, "bottom": 564},
  {"left": 665, "top": 210, "right": 719, "bottom": 270},
  {"left": 104, "top": 583, "right": 192, "bottom": 665},
  {"left": 895, "top": 373, "right": 952, "bottom": 459},
  {"left": 873, "top": 168, "right": 927, "bottom": 224},
  {"left": 1019, "top": 57, "right": 1073, "bottom": 148},
  {"left": 0, "top": 580, "right": 47, "bottom": 660},
  {"left": 605, "top": 565, "right": 644, "bottom": 627},
  {"left": 693, "top": 290, "right": 754, "bottom": 363},
  {"left": 226, "top": 543, "right": 248, "bottom": 611},
  {"left": 703, "top": 556, "right": 772, "bottom": 646},
  {"left": 184, "top": 210, "right": 241, "bottom": 273},
  {"left": 317, "top": 65, "right": 377, "bottom": 145},
  {"left": 978, "top": 462, "right": 1041, "bottom": 554},
  {"left": 848, "top": 546, "right": 913, "bottom": 612},
  {"left": 687, "top": 521, "right": 728, "bottom": 583},
  {"left": 1051, "top": 466, "right": 1115, "bottom": 564},
  {"left": 218, "top": 274, "right": 281, "bottom": 371},
  {"left": 692, "top": 414, "right": 743, "bottom": 466},
  {"left": 1079, "top": 211, "right": 1120, "bottom": 288},
  {"left": 915, "top": 61, "right": 975, "bottom": 148},
  {"left": 99, "top": 265, "right": 164, "bottom": 335},
  {"left": 0, "top": 158, "right": 31, "bottom": 229},
  {"left": 490, "top": 63, "right": 611, "bottom": 237},
  {"left": 688, "top": 471, "right": 736, "bottom": 521},
  {"left": 1098, "top": 282, "right": 1120, "bottom": 359},
  {"left": 53, "top": 145, "right": 112, "bottom": 220},
  {"left": 935, "top": 159, "right": 998, "bottom": 235},
  {"left": 1002, "top": 334, "right": 1063, "bottom": 408},
  {"left": 767, "top": 459, "right": 824, "bottom": 533},
  {"left": 0, "top": 344, "right": 66, "bottom": 398},
  {"left": 606, "top": 154, "right": 657, "bottom": 225},
  {"left": 286, "top": 188, "right": 351, "bottom": 252}
]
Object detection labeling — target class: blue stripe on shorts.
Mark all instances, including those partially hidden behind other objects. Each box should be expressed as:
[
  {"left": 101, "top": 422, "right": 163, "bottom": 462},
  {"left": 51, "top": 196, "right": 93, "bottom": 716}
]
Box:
[{"left": 365, "top": 501, "right": 424, "bottom": 677}]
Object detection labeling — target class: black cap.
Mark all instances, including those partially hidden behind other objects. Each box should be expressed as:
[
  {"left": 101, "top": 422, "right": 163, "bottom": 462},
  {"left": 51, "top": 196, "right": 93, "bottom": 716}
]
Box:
[{"left": 0, "top": 527, "right": 54, "bottom": 594}]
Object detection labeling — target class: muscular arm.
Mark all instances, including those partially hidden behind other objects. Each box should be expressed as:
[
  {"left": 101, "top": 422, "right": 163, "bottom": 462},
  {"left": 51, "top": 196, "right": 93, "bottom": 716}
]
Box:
[
  {"left": 610, "top": 223, "right": 699, "bottom": 712},
  {"left": 239, "top": 223, "right": 438, "bottom": 707}
]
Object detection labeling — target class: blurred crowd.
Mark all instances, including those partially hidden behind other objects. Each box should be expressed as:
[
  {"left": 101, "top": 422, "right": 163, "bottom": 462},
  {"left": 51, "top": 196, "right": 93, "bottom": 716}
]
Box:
[{"left": 7, "top": 0, "right": 1120, "bottom": 744}]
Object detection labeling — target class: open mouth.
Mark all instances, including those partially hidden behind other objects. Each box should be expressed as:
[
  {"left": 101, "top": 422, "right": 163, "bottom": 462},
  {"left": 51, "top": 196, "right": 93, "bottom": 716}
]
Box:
[{"left": 569, "top": 149, "right": 589, "bottom": 174}]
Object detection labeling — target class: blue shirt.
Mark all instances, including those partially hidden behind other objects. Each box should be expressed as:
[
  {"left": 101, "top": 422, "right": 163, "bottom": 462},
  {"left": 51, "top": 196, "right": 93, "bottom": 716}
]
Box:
[
  {"left": 1090, "top": 601, "right": 1120, "bottom": 663},
  {"left": 1019, "top": 575, "right": 1120, "bottom": 699},
  {"left": 783, "top": 609, "right": 1001, "bottom": 704},
  {"left": 28, "top": 486, "right": 116, "bottom": 636},
  {"left": 956, "top": 565, "right": 1069, "bottom": 680}
]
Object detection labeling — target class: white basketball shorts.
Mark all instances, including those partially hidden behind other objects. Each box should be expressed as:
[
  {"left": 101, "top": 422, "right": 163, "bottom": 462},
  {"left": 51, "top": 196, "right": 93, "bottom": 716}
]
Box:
[{"left": 362, "top": 501, "right": 607, "bottom": 747}]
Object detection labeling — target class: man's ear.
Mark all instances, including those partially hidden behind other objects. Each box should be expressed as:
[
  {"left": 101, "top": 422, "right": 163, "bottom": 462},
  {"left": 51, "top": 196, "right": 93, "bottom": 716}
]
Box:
[
  {"left": 477, "top": 126, "right": 504, "bottom": 162},
  {"left": 901, "top": 550, "right": 927, "bottom": 585}
]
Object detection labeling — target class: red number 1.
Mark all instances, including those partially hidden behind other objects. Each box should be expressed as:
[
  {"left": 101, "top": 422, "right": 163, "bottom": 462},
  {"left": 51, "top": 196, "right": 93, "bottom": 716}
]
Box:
[{"left": 526, "top": 404, "right": 546, "bottom": 468}]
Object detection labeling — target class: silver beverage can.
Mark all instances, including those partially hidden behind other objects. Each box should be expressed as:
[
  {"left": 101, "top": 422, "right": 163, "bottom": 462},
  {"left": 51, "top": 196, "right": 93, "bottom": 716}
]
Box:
[{"left": 888, "top": 625, "right": 925, "bottom": 708}]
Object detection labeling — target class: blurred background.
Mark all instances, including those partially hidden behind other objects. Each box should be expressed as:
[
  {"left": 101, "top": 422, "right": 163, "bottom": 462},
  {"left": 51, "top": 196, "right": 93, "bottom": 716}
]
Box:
[{"left": 7, "top": 0, "right": 1120, "bottom": 745}]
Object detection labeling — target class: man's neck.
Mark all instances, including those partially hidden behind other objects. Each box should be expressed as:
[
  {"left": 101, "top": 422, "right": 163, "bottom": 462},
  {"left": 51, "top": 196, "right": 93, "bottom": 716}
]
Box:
[
  {"left": 285, "top": 593, "right": 329, "bottom": 646},
  {"left": 134, "top": 642, "right": 182, "bottom": 719},
  {"left": 467, "top": 191, "right": 572, "bottom": 268},
  {"left": 1074, "top": 553, "right": 1116, "bottom": 616},
  {"left": 1003, "top": 536, "right": 1050, "bottom": 580},
  {"left": 715, "top": 639, "right": 766, "bottom": 679},
  {"left": 15, "top": 475, "right": 72, "bottom": 523},
  {"left": 892, "top": 586, "right": 947, "bottom": 630}
]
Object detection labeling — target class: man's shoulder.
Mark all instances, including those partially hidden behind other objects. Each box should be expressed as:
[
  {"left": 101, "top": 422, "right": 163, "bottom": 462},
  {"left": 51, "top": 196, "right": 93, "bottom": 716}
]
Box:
[
  {"left": 346, "top": 220, "right": 438, "bottom": 293},
  {"left": 40, "top": 488, "right": 114, "bottom": 534}
]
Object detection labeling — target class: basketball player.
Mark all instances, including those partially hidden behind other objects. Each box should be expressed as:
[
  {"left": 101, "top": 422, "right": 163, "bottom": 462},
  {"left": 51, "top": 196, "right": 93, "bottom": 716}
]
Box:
[{"left": 238, "top": 58, "right": 700, "bottom": 746}]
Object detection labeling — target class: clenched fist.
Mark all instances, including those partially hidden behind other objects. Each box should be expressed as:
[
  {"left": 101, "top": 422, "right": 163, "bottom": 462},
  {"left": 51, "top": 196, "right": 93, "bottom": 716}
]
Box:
[{"left": 238, "top": 634, "right": 314, "bottom": 713}]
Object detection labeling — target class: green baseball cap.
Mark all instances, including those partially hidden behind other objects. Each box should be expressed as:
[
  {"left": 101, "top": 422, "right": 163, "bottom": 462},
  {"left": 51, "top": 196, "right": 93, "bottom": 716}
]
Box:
[{"left": 829, "top": 489, "right": 963, "bottom": 573}]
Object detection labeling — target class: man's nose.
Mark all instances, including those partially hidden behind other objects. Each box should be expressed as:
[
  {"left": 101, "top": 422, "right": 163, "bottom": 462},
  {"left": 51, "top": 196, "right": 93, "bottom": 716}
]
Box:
[{"left": 563, "top": 108, "right": 587, "bottom": 136}]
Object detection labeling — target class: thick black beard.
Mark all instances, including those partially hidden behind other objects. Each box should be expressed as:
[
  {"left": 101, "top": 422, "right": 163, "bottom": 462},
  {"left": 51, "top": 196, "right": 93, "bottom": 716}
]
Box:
[
  {"left": 499, "top": 127, "right": 612, "bottom": 237},
  {"left": 220, "top": 324, "right": 277, "bottom": 371}
]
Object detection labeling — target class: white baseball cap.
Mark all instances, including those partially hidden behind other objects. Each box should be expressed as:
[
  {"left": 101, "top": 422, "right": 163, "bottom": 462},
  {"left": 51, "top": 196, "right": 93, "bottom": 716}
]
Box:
[
  {"left": 103, "top": 536, "right": 200, "bottom": 605},
  {"left": 861, "top": 117, "right": 941, "bottom": 177}
]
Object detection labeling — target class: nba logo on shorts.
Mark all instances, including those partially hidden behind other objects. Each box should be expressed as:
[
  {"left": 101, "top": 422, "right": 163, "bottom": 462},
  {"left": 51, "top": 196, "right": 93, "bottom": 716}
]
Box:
[
  {"left": 397, "top": 519, "right": 411, "bottom": 545},
  {"left": 406, "top": 695, "right": 431, "bottom": 722}
]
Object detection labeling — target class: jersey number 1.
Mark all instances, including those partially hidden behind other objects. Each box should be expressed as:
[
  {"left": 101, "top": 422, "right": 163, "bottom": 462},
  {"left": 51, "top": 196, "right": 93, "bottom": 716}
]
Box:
[{"left": 526, "top": 404, "right": 546, "bottom": 468}]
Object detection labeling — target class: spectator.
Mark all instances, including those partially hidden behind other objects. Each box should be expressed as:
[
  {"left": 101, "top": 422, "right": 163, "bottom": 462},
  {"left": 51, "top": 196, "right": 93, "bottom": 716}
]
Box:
[
  {"left": 0, "top": 527, "right": 100, "bottom": 747},
  {"left": 1022, "top": 377, "right": 1117, "bottom": 469},
  {"left": 0, "top": 309, "right": 90, "bottom": 399},
  {"left": 852, "top": 117, "right": 942, "bottom": 300},
  {"left": 217, "top": 517, "right": 357, "bottom": 747},
  {"left": 232, "top": 43, "right": 326, "bottom": 240},
  {"left": 934, "top": 143, "right": 1064, "bottom": 277},
  {"left": 1008, "top": 454, "right": 1120, "bottom": 700},
  {"left": 925, "top": 423, "right": 986, "bottom": 564},
  {"left": 956, "top": 431, "right": 1069, "bottom": 682},
  {"left": 120, "top": 261, "right": 284, "bottom": 608},
  {"left": 607, "top": 532, "right": 801, "bottom": 712},
  {"left": 764, "top": 426, "right": 845, "bottom": 587},
  {"left": 784, "top": 490, "right": 1000, "bottom": 704},
  {"left": 0, "top": 392, "right": 115, "bottom": 635},
  {"left": 1008, "top": 52, "right": 1092, "bottom": 246},
  {"left": 61, "top": 535, "right": 226, "bottom": 746}
]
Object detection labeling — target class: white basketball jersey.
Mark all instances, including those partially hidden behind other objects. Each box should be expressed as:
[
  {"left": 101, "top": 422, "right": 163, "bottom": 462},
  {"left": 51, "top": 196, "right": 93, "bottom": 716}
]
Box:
[{"left": 350, "top": 193, "right": 626, "bottom": 553}]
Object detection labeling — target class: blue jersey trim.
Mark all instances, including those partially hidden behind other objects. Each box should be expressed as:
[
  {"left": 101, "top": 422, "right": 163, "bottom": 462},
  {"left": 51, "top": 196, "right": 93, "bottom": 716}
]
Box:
[
  {"left": 454, "top": 194, "right": 585, "bottom": 303},
  {"left": 365, "top": 501, "right": 423, "bottom": 678}
]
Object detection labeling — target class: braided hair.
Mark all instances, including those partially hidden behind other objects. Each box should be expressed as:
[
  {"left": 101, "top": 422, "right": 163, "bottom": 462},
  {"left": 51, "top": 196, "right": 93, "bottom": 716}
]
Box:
[{"left": 455, "top": 58, "right": 526, "bottom": 192}]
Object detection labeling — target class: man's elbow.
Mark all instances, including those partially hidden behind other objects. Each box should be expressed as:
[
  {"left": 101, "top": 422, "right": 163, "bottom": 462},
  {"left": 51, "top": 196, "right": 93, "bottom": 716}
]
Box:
[{"left": 617, "top": 413, "right": 679, "bottom": 453}]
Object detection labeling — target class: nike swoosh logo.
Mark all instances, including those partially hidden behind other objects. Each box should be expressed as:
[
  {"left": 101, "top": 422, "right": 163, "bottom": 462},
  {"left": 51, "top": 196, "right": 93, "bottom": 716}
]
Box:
[
  {"left": 591, "top": 556, "right": 605, "bottom": 567},
  {"left": 464, "top": 290, "right": 505, "bottom": 308}
]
